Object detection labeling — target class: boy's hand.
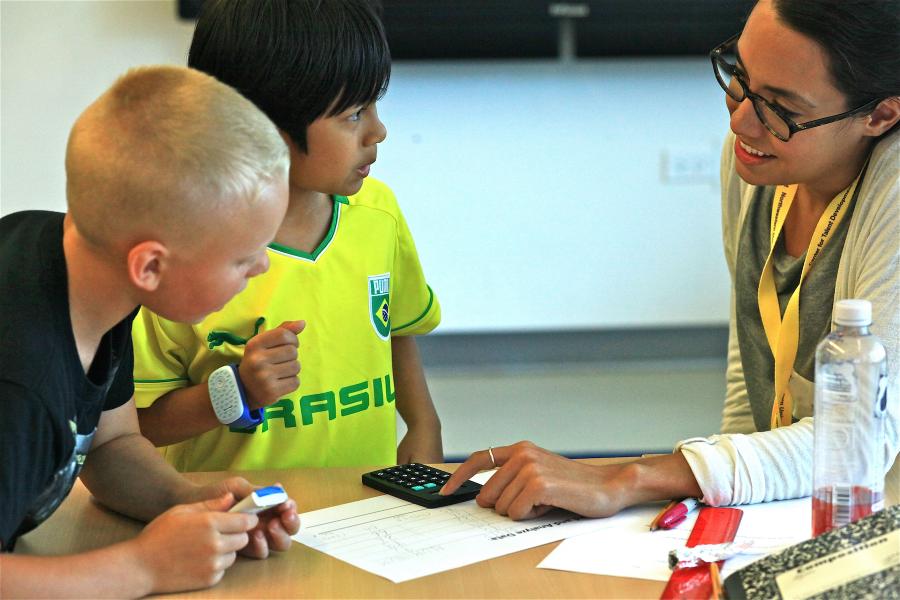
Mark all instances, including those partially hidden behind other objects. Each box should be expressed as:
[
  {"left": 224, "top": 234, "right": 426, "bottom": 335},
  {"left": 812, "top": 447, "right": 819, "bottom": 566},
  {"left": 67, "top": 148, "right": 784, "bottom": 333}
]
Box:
[
  {"left": 130, "top": 493, "right": 257, "bottom": 594},
  {"left": 397, "top": 420, "right": 444, "bottom": 464},
  {"left": 238, "top": 320, "right": 305, "bottom": 410},
  {"left": 198, "top": 477, "right": 301, "bottom": 559},
  {"left": 241, "top": 497, "right": 299, "bottom": 558}
]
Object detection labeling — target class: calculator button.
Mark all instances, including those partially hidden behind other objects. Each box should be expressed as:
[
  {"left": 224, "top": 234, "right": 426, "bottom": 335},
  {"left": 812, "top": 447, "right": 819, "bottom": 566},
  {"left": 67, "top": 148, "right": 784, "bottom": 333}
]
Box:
[
  {"left": 424, "top": 483, "right": 437, "bottom": 488},
  {"left": 411, "top": 485, "right": 424, "bottom": 491}
]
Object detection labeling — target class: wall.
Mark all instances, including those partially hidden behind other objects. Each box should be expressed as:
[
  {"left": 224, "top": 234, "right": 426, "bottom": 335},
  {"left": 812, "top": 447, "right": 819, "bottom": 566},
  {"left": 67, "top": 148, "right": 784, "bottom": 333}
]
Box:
[{"left": 1, "top": 0, "right": 732, "bottom": 334}]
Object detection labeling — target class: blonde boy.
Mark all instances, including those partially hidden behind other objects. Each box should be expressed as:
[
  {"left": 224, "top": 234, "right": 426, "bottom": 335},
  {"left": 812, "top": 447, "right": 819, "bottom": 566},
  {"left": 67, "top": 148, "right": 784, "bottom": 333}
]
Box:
[{"left": 0, "top": 66, "right": 298, "bottom": 597}]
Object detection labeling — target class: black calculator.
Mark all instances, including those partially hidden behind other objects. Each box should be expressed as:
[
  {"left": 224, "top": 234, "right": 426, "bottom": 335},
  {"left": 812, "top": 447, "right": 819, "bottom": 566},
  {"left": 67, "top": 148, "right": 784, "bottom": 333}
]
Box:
[{"left": 361, "top": 463, "right": 482, "bottom": 508}]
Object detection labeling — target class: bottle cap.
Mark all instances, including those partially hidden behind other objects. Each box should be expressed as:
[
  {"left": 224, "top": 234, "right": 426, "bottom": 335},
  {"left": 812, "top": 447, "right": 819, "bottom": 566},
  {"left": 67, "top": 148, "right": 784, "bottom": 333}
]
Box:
[{"left": 833, "top": 299, "right": 872, "bottom": 326}]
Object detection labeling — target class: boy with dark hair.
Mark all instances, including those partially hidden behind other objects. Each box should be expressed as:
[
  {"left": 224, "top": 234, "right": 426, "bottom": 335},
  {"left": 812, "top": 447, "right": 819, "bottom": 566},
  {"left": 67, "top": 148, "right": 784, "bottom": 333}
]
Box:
[
  {"left": 0, "top": 65, "right": 299, "bottom": 597},
  {"left": 132, "top": 0, "right": 443, "bottom": 470}
]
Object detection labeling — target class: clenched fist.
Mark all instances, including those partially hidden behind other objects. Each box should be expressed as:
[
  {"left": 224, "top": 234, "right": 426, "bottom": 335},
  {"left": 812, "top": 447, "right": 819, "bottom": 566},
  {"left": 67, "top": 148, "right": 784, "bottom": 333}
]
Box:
[{"left": 238, "top": 320, "right": 305, "bottom": 410}]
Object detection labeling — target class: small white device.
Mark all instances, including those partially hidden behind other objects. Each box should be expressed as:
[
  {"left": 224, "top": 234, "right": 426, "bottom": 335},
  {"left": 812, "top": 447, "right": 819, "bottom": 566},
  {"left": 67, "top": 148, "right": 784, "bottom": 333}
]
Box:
[
  {"left": 228, "top": 485, "right": 289, "bottom": 514},
  {"left": 208, "top": 364, "right": 263, "bottom": 429}
]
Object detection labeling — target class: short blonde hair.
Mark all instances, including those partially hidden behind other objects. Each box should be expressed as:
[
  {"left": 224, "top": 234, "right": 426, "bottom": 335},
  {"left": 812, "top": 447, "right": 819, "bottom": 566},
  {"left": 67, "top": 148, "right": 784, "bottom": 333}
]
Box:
[{"left": 66, "top": 65, "right": 289, "bottom": 249}]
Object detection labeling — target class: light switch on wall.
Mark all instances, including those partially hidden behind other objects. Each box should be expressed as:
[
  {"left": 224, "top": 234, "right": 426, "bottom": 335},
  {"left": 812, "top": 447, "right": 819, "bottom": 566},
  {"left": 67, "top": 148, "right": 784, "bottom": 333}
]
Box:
[{"left": 660, "top": 147, "right": 719, "bottom": 185}]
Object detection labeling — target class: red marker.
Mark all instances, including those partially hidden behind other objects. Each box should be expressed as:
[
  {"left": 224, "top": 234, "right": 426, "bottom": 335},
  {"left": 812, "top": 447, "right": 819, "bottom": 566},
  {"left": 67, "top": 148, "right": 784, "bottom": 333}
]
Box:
[{"left": 657, "top": 498, "right": 701, "bottom": 530}]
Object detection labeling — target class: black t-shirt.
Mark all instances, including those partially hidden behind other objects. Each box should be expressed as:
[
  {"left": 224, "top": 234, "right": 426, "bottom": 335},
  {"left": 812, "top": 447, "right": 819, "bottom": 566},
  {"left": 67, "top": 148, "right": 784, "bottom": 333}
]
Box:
[{"left": 0, "top": 211, "right": 136, "bottom": 550}]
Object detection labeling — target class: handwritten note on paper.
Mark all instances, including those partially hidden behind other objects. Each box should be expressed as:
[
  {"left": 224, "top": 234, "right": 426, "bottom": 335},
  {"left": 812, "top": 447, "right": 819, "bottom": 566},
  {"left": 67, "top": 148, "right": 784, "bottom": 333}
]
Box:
[
  {"left": 291, "top": 471, "right": 648, "bottom": 583},
  {"left": 537, "top": 498, "right": 812, "bottom": 582}
]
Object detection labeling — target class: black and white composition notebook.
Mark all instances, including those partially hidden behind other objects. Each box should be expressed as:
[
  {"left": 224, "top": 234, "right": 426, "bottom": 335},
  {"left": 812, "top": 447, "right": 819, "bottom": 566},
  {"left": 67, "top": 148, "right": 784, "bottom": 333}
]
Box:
[{"left": 724, "top": 505, "right": 899, "bottom": 600}]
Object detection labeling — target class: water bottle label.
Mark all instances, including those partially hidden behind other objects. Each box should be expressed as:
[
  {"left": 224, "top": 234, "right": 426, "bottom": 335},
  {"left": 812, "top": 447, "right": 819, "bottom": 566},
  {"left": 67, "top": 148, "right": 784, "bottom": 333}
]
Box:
[{"left": 820, "top": 366, "right": 856, "bottom": 403}]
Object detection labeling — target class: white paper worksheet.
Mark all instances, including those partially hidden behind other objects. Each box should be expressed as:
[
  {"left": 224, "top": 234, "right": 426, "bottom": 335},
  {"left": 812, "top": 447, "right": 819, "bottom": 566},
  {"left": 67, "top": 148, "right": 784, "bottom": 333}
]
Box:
[
  {"left": 291, "top": 471, "right": 644, "bottom": 583},
  {"left": 537, "top": 497, "right": 812, "bottom": 581}
]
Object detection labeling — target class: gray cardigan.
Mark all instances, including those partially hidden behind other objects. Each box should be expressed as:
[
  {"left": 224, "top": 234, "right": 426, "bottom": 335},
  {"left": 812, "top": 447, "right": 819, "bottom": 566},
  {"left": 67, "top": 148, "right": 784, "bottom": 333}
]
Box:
[{"left": 678, "top": 129, "right": 900, "bottom": 507}]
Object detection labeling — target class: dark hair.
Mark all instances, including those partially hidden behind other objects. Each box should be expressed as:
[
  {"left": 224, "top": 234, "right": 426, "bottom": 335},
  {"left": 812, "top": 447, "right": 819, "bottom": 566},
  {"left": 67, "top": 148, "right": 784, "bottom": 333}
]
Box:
[
  {"left": 771, "top": 0, "right": 900, "bottom": 111},
  {"left": 188, "top": 0, "right": 391, "bottom": 151}
]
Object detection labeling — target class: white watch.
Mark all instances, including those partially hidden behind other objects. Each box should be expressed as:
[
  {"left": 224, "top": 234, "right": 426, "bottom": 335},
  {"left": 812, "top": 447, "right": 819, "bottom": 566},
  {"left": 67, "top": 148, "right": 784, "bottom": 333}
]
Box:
[{"left": 208, "top": 364, "right": 263, "bottom": 428}]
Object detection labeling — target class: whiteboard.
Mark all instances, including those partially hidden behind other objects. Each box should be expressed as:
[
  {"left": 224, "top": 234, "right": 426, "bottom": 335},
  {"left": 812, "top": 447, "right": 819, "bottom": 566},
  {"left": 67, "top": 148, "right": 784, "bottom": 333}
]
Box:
[
  {"left": 0, "top": 2, "right": 732, "bottom": 333},
  {"left": 378, "top": 60, "right": 731, "bottom": 332}
]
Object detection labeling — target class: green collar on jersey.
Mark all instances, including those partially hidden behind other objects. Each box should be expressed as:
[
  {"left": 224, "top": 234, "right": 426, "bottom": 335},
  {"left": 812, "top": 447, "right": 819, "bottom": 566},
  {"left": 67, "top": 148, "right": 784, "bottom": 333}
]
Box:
[{"left": 269, "top": 195, "right": 348, "bottom": 261}]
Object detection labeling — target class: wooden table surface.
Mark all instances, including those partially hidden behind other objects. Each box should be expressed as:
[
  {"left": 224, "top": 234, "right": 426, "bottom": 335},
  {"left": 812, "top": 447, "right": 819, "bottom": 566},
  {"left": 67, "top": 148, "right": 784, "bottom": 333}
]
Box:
[{"left": 16, "top": 460, "right": 665, "bottom": 599}]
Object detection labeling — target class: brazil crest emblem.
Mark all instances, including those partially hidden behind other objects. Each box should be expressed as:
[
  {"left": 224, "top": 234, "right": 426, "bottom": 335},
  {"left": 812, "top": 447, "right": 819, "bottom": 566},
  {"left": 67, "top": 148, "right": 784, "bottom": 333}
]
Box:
[{"left": 368, "top": 273, "right": 391, "bottom": 340}]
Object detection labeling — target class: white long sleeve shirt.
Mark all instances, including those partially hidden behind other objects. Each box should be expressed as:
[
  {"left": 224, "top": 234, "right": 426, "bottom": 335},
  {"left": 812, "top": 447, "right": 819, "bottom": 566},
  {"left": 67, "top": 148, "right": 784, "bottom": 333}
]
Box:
[{"left": 678, "top": 129, "right": 900, "bottom": 507}]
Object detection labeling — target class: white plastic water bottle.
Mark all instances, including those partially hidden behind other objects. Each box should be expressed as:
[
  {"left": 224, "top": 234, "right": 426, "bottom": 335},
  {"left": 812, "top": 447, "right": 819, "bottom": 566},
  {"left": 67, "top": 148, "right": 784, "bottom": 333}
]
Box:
[{"left": 812, "top": 299, "right": 888, "bottom": 536}]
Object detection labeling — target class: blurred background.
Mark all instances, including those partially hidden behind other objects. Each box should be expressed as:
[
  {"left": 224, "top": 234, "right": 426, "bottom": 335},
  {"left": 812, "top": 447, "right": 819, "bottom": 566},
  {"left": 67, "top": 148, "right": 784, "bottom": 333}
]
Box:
[{"left": 1, "top": 0, "right": 755, "bottom": 460}]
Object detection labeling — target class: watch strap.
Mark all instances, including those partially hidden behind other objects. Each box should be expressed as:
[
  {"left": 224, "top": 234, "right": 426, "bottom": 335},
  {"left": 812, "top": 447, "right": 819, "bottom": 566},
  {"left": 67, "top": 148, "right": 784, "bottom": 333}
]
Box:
[{"left": 208, "top": 364, "right": 264, "bottom": 428}]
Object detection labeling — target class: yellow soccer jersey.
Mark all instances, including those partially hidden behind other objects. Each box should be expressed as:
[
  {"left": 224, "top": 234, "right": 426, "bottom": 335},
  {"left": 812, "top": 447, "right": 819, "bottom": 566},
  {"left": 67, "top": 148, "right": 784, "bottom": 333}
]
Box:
[{"left": 132, "top": 178, "right": 440, "bottom": 471}]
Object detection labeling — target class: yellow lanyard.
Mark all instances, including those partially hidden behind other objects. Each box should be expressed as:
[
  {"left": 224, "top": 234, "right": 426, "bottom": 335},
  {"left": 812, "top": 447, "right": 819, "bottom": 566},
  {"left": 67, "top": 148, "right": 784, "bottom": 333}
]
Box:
[{"left": 758, "top": 169, "right": 865, "bottom": 429}]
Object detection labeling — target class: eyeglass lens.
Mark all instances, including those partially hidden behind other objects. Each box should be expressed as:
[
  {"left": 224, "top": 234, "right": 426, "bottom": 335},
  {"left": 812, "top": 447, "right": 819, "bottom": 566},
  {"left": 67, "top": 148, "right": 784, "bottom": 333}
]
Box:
[{"left": 714, "top": 53, "right": 791, "bottom": 140}]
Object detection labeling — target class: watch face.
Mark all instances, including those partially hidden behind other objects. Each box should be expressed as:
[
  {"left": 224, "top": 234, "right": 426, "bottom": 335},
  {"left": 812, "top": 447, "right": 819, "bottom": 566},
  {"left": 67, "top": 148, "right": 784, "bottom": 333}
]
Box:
[{"left": 209, "top": 365, "right": 244, "bottom": 424}]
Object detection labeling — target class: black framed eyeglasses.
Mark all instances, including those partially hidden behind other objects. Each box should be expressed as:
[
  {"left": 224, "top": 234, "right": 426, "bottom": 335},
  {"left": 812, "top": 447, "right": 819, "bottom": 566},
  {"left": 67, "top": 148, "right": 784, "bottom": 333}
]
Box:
[{"left": 709, "top": 33, "right": 881, "bottom": 141}]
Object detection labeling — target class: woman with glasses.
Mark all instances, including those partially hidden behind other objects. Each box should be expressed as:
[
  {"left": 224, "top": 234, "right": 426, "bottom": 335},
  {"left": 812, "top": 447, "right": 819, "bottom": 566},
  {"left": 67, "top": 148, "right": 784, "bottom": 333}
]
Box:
[{"left": 441, "top": 0, "right": 899, "bottom": 520}]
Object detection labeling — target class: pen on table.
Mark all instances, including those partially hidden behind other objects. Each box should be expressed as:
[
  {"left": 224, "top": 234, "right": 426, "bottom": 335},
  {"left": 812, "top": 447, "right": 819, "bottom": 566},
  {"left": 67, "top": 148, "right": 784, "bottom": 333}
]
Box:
[
  {"left": 650, "top": 498, "right": 701, "bottom": 531},
  {"left": 648, "top": 500, "right": 677, "bottom": 531},
  {"left": 709, "top": 561, "right": 722, "bottom": 600}
]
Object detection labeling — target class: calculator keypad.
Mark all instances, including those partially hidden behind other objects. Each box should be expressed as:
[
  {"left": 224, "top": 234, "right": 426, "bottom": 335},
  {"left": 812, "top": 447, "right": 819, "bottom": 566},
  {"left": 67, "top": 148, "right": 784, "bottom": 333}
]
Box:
[
  {"left": 372, "top": 464, "right": 451, "bottom": 489},
  {"left": 361, "top": 463, "right": 482, "bottom": 508}
]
